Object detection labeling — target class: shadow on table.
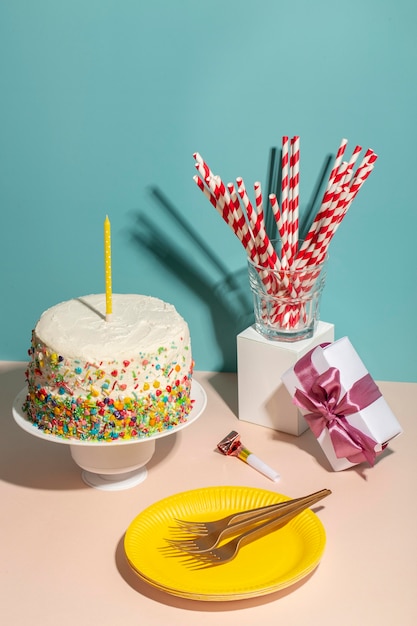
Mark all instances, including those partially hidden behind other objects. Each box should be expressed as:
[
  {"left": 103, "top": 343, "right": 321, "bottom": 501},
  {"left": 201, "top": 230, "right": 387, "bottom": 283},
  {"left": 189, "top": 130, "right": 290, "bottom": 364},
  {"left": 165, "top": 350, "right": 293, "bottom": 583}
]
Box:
[
  {"left": 0, "top": 363, "right": 88, "bottom": 489},
  {"left": 0, "top": 364, "right": 180, "bottom": 490},
  {"left": 115, "top": 534, "right": 317, "bottom": 610},
  {"left": 204, "top": 371, "right": 393, "bottom": 478},
  {"left": 268, "top": 423, "right": 394, "bottom": 478},
  {"left": 207, "top": 372, "right": 240, "bottom": 417}
]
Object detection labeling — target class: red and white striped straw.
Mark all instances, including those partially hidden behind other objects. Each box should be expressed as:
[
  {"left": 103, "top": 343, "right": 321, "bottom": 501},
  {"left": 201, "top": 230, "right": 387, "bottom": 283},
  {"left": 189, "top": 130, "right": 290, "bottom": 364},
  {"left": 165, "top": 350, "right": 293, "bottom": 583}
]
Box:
[
  {"left": 289, "top": 136, "right": 300, "bottom": 262},
  {"left": 300, "top": 160, "right": 377, "bottom": 268},
  {"left": 193, "top": 156, "right": 219, "bottom": 200},
  {"left": 194, "top": 173, "right": 262, "bottom": 265},
  {"left": 351, "top": 149, "right": 378, "bottom": 186},
  {"left": 237, "top": 177, "right": 277, "bottom": 269},
  {"left": 253, "top": 181, "right": 265, "bottom": 236},
  {"left": 193, "top": 173, "right": 237, "bottom": 236},
  {"left": 269, "top": 193, "right": 285, "bottom": 241},
  {"left": 193, "top": 152, "right": 211, "bottom": 183},
  {"left": 280, "top": 136, "right": 290, "bottom": 265},
  {"left": 226, "top": 181, "right": 259, "bottom": 263},
  {"left": 235, "top": 178, "right": 285, "bottom": 295},
  {"left": 193, "top": 152, "right": 255, "bottom": 259},
  {"left": 297, "top": 143, "right": 362, "bottom": 261},
  {"left": 194, "top": 164, "right": 230, "bottom": 224},
  {"left": 325, "top": 138, "right": 348, "bottom": 192},
  {"left": 213, "top": 174, "right": 234, "bottom": 221},
  {"left": 341, "top": 144, "right": 362, "bottom": 186},
  {"left": 193, "top": 174, "right": 218, "bottom": 210},
  {"left": 193, "top": 140, "right": 377, "bottom": 330},
  {"left": 296, "top": 186, "right": 345, "bottom": 268},
  {"left": 298, "top": 160, "right": 349, "bottom": 251},
  {"left": 335, "top": 162, "right": 376, "bottom": 224},
  {"left": 269, "top": 192, "right": 292, "bottom": 271},
  {"left": 193, "top": 154, "right": 241, "bottom": 237}
]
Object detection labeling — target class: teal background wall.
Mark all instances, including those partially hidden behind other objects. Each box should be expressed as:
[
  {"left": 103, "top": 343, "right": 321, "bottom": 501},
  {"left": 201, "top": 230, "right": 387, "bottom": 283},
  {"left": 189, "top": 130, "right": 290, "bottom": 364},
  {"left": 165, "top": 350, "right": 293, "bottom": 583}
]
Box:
[{"left": 1, "top": 0, "right": 416, "bottom": 382}]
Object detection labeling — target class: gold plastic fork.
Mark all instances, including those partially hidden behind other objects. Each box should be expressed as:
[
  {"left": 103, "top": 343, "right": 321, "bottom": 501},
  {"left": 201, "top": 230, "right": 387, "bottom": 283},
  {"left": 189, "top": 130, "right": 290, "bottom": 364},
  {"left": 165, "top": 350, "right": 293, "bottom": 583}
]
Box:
[
  {"left": 170, "top": 489, "right": 329, "bottom": 538},
  {"left": 179, "top": 489, "right": 331, "bottom": 568},
  {"left": 164, "top": 489, "right": 331, "bottom": 559}
]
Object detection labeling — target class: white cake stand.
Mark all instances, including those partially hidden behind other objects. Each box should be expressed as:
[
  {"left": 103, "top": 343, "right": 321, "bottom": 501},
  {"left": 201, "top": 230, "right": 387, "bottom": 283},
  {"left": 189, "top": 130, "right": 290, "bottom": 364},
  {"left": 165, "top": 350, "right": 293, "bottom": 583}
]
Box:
[{"left": 12, "top": 381, "right": 207, "bottom": 491}]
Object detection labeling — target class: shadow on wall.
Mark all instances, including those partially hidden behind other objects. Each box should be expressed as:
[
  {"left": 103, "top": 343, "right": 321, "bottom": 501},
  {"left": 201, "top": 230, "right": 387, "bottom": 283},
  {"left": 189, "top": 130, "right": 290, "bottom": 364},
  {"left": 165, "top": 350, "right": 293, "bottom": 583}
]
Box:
[
  {"left": 129, "top": 187, "right": 254, "bottom": 372},
  {"left": 129, "top": 147, "right": 333, "bottom": 371}
]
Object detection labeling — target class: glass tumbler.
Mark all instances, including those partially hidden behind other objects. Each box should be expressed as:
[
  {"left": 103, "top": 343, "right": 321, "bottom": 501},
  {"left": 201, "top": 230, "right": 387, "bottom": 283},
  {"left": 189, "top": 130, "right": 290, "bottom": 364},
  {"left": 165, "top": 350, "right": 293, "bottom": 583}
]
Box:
[{"left": 247, "top": 243, "right": 327, "bottom": 342}]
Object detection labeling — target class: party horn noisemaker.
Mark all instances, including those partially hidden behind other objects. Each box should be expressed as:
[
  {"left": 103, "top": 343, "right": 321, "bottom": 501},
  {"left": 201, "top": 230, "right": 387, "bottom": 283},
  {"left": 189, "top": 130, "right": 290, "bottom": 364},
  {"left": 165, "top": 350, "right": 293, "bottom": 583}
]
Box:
[{"left": 217, "top": 431, "right": 280, "bottom": 482}]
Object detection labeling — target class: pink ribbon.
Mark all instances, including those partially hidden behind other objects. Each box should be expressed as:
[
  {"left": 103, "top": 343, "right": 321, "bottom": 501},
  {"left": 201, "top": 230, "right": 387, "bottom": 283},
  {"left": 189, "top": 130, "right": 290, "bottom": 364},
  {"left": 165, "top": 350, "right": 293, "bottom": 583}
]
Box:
[{"left": 293, "top": 344, "right": 383, "bottom": 466}]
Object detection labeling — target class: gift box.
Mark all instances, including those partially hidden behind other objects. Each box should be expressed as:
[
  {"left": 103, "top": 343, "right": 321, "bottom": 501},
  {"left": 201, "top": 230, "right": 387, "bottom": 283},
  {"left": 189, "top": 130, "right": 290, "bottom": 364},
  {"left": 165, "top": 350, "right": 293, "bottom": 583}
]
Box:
[
  {"left": 281, "top": 337, "right": 403, "bottom": 470},
  {"left": 237, "top": 322, "right": 335, "bottom": 435}
]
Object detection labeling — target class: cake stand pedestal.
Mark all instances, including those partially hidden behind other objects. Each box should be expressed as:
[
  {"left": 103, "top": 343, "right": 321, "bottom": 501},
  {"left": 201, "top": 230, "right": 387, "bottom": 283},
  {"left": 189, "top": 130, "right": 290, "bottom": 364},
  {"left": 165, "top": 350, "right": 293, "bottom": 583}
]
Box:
[
  {"left": 12, "top": 382, "right": 207, "bottom": 491},
  {"left": 69, "top": 439, "right": 155, "bottom": 490}
]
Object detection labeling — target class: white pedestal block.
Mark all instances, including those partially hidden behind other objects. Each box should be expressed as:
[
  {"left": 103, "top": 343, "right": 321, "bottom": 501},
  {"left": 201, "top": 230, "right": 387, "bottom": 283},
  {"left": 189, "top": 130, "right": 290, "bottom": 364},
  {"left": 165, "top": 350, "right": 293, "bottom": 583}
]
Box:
[{"left": 237, "top": 322, "right": 335, "bottom": 436}]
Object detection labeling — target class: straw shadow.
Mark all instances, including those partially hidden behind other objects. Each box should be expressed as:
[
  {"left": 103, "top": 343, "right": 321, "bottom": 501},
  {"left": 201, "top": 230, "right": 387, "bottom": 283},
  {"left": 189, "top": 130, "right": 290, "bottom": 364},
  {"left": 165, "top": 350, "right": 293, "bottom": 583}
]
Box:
[
  {"left": 299, "top": 153, "right": 333, "bottom": 239},
  {"left": 129, "top": 187, "right": 254, "bottom": 371},
  {"left": 128, "top": 149, "right": 333, "bottom": 372},
  {"left": 263, "top": 146, "right": 280, "bottom": 239}
]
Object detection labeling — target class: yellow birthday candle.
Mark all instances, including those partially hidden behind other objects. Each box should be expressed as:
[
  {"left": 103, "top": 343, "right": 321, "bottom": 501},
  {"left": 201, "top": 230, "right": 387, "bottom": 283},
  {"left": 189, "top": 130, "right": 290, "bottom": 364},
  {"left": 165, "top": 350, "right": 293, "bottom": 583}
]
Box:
[{"left": 104, "top": 215, "right": 112, "bottom": 321}]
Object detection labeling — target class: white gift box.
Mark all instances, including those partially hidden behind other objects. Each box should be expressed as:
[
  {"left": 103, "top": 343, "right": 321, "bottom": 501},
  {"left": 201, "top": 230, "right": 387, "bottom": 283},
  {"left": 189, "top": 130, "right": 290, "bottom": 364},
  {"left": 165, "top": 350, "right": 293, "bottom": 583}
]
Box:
[
  {"left": 237, "top": 322, "right": 335, "bottom": 435},
  {"left": 281, "top": 337, "right": 403, "bottom": 470}
]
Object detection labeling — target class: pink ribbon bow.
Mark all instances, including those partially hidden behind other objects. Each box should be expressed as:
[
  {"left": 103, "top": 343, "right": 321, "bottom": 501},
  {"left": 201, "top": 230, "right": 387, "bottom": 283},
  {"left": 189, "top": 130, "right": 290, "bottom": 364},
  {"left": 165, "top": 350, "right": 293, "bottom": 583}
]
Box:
[{"left": 293, "top": 345, "right": 383, "bottom": 466}]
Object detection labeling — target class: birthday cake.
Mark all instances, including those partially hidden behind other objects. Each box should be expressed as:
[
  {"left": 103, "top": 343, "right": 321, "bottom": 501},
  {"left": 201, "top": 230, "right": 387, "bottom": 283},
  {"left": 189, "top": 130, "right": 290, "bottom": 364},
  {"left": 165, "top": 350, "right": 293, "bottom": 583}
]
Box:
[{"left": 23, "top": 294, "right": 194, "bottom": 441}]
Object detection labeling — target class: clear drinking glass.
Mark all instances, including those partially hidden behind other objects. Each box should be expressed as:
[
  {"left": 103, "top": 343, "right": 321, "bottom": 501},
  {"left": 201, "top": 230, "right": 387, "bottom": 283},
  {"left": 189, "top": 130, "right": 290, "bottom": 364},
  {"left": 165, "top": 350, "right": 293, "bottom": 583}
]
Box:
[{"left": 247, "top": 241, "right": 327, "bottom": 342}]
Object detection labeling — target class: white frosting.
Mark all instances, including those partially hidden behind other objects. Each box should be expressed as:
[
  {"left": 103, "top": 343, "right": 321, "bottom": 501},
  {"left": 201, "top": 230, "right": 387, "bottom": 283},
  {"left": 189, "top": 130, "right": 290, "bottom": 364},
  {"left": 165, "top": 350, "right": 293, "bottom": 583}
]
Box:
[
  {"left": 35, "top": 294, "right": 188, "bottom": 361},
  {"left": 25, "top": 293, "right": 194, "bottom": 440}
]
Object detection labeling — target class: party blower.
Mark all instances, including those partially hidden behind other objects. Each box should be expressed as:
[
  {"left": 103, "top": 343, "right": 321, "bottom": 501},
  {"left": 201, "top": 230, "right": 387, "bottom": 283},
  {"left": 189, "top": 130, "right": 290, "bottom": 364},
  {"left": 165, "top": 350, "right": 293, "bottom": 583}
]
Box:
[{"left": 217, "top": 431, "right": 280, "bottom": 482}]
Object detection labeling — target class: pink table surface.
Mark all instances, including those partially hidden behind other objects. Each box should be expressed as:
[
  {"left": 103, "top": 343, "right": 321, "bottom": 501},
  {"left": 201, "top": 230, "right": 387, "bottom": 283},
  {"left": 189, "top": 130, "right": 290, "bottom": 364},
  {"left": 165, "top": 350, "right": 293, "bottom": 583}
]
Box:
[{"left": 1, "top": 361, "right": 416, "bottom": 626}]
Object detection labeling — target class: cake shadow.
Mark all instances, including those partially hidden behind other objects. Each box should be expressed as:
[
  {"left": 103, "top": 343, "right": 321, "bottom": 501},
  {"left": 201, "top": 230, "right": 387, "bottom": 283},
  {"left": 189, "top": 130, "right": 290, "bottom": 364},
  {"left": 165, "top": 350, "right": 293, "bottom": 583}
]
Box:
[
  {"left": 1, "top": 363, "right": 191, "bottom": 490},
  {"left": 0, "top": 363, "right": 85, "bottom": 490}
]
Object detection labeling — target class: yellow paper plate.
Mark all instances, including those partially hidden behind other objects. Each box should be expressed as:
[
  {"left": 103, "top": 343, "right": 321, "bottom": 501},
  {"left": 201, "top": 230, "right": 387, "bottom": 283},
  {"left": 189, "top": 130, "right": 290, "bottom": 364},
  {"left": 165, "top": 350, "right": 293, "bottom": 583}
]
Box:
[{"left": 124, "top": 486, "right": 327, "bottom": 601}]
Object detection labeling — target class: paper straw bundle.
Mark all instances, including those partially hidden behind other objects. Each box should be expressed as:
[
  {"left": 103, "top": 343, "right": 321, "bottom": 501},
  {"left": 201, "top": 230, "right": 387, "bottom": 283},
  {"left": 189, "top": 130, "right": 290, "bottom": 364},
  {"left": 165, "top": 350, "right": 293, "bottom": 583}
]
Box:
[{"left": 193, "top": 138, "right": 377, "bottom": 330}]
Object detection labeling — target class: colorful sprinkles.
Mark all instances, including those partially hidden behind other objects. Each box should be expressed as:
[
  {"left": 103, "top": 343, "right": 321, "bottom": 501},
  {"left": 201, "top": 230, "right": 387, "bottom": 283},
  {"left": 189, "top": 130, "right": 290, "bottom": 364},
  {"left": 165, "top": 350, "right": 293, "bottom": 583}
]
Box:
[{"left": 24, "top": 332, "right": 194, "bottom": 442}]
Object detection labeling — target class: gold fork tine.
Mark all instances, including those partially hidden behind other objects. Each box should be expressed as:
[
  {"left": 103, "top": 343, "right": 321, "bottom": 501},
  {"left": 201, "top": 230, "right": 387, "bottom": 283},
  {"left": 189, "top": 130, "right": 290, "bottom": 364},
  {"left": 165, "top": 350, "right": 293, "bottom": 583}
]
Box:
[
  {"left": 186, "top": 488, "right": 331, "bottom": 568},
  {"left": 169, "top": 501, "right": 284, "bottom": 536},
  {"left": 166, "top": 489, "right": 329, "bottom": 554},
  {"left": 169, "top": 488, "right": 330, "bottom": 538},
  {"left": 164, "top": 489, "right": 331, "bottom": 557}
]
